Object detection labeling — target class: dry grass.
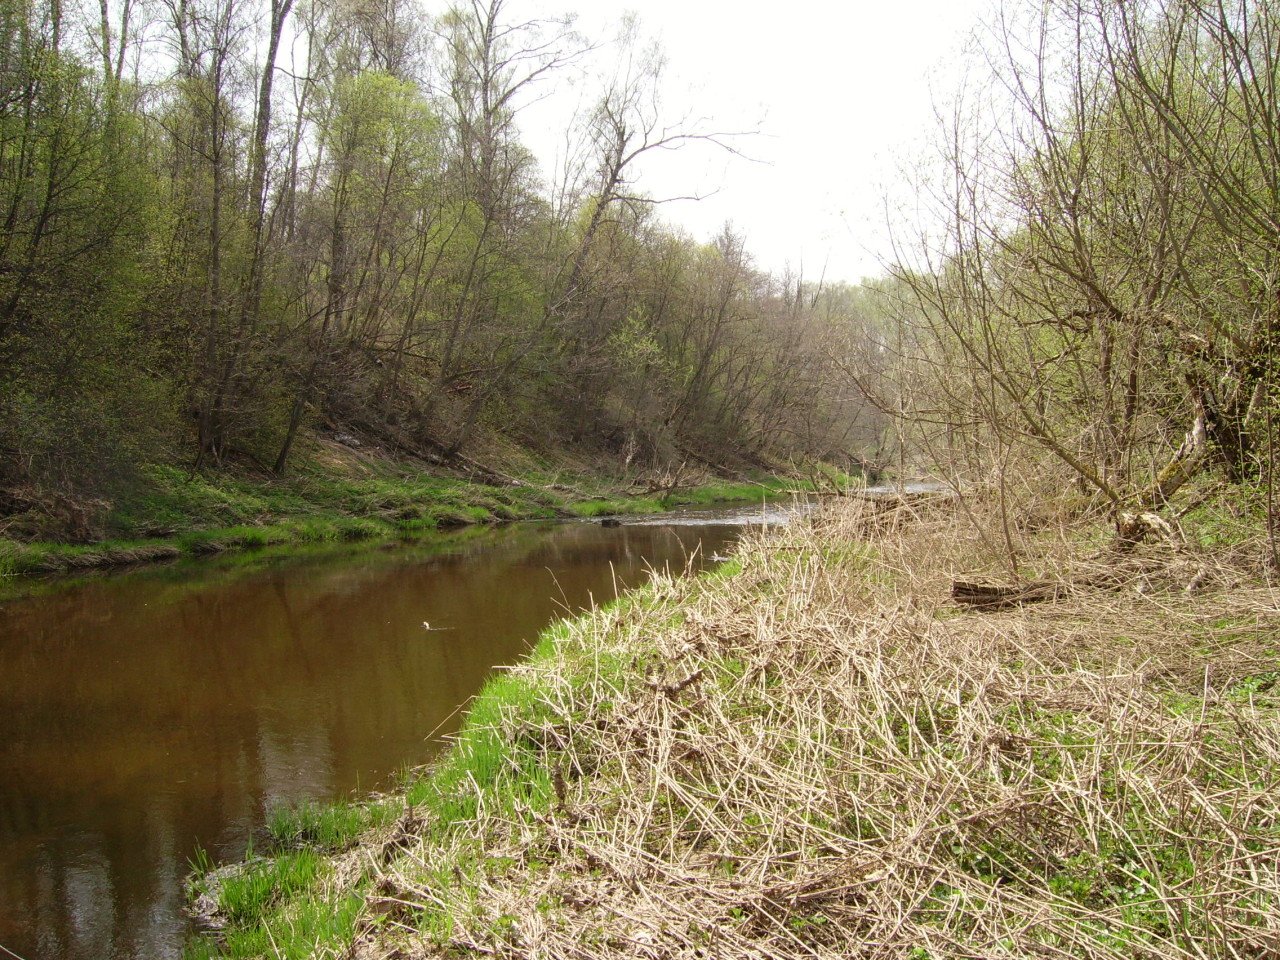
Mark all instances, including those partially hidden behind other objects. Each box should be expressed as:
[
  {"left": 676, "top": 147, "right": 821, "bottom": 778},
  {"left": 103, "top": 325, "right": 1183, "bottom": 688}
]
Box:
[{"left": 274, "top": 498, "right": 1280, "bottom": 959}]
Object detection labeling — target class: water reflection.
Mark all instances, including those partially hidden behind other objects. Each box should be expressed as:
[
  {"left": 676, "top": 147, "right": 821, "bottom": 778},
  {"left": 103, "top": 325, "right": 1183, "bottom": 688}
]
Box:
[{"left": 0, "top": 519, "right": 742, "bottom": 960}]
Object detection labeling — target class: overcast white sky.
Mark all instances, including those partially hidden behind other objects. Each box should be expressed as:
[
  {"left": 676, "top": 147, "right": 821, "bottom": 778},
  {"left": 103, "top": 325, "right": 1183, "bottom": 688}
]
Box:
[{"left": 513, "top": 0, "right": 994, "bottom": 283}]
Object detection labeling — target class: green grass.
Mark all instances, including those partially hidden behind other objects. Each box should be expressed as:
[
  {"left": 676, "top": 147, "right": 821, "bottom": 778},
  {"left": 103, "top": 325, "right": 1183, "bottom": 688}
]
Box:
[
  {"left": 565, "top": 475, "right": 812, "bottom": 518},
  {"left": 217, "top": 852, "right": 324, "bottom": 927},
  {"left": 0, "top": 536, "right": 181, "bottom": 576},
  {"left": 105, "top": 462, "right": 558, "bottom": 541},
  {"left": 218, "top": 892, "right": 366, "bottom": 960},
  {"left": 567, "top": 496, "right": 664, "bottom": 517},
  {"left": 267, "top": 799, "right": 398, "bottom": 853},
  {"left": 187, "top": 791, "right": 405, "bottom": 958},
  {"left": 4, "top": 452, "right": 815, "bottom": 584},
  {"left": 186, "top": 875, "right": 364, "bottom": 960},
  {"left": 664, "top": 476, "right": 810, "bottom": 504},
  {"left": 1177, "top": 480, "right": 1275, "bottom": 548}
]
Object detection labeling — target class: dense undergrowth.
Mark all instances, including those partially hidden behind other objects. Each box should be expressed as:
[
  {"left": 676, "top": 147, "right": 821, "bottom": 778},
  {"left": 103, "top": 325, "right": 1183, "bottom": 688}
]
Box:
[{"left": 186, "top": 488, "right": 1280, "bottom": 959}]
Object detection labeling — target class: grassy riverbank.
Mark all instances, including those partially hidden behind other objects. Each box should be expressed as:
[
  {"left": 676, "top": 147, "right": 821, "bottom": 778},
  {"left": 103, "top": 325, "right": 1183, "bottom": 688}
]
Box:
[
  {"left": 0, "top": 437, "right": 822, "bottom": 578},
  {"left": 186, "top": 490, "right": 1280, "bottom": 959}
]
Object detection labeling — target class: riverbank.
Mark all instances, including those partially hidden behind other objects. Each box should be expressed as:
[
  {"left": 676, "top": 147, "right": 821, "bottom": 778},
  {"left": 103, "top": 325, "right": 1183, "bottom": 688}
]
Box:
[
  {"left": 0, "top": 436, "right": 834, "bottom": 579},
  {"left": 187, "top": 490, "right": 1280, "bottom": 959}
]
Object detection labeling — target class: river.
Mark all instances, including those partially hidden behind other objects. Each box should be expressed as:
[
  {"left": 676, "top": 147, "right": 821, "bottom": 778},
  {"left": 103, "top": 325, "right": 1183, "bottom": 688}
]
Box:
[{"left": 0, "top": 505, "right": 788, "bottom": 960}]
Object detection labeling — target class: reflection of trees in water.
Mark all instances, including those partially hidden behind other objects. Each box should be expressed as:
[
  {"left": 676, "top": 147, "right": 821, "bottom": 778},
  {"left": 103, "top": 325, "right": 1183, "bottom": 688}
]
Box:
[{"left": 4, "top": 794, "right": 190, "bottom": 960}]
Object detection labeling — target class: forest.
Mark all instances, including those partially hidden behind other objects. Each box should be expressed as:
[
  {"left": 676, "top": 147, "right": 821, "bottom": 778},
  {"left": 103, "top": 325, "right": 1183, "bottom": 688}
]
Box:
[
  {"left": 0, "top": 0, "right": 879, "bottom": 540},
  {"left": 2, "top": 0, "right": 1277, "bottom": 546}
]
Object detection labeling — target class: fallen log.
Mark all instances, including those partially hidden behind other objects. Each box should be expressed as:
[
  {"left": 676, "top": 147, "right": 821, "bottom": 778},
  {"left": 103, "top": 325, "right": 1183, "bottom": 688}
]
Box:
[{"left": 951, "top": 579, "right": 1066, "bottom": 610}]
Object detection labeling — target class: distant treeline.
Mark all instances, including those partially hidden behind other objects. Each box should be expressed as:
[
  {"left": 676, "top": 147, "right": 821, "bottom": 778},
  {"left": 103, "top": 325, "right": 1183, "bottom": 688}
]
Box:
[{"left": 0, "top": 0, "right": 882, "bottom": 499}]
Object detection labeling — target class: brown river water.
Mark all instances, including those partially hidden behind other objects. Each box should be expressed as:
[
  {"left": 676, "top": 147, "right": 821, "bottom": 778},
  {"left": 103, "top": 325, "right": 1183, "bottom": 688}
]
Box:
[{"left": 0, "top": 506, "right": 789, "bottom": 960}]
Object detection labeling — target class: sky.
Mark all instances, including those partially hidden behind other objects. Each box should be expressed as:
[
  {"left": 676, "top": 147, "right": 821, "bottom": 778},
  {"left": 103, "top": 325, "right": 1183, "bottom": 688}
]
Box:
[{"left": 514, "top": 0, "right": 994, "bottom": 283}]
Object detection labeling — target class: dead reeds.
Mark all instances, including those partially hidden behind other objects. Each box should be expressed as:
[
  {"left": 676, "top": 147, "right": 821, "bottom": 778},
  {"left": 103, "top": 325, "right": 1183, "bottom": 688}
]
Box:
[{"left": 347, "top": 497, "right": 1280, "bottom": 958}]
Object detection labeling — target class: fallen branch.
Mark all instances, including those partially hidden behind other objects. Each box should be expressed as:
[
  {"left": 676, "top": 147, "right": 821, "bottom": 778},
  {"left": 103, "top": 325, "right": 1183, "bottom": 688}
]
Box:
[{"left": 951, "top": 579, "right": 1067, "bottom": 609}]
